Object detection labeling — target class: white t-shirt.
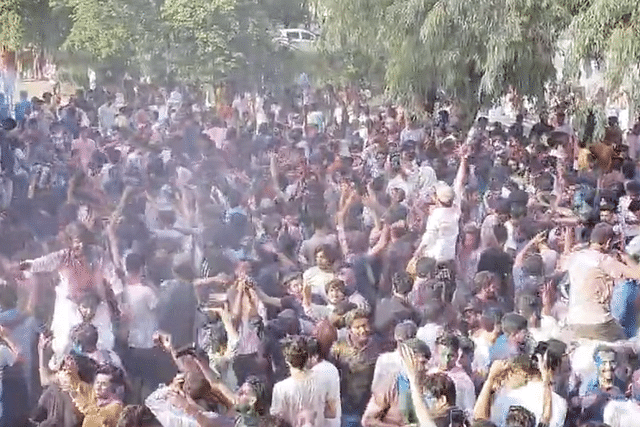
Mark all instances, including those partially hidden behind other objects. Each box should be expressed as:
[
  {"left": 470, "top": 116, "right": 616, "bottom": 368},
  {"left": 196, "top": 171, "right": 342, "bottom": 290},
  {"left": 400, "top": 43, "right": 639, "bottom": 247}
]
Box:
[
  {"left": 312, "top": 361, "right": 341, "bottom": 427},
  {"left": 603, "top": 399, "right": 640, "bottom": 427},
  {"left": 490, "top": 380, "right": 567, "bottom": 427},
  {"left": 123, "top": 284, "right": 159, "bottom": 349},
  {"left": 271, "top": 373, "right": 327, "bottom": 427},
  {"left": 419, "top": 205, "right": 460, "bottom": 263}
]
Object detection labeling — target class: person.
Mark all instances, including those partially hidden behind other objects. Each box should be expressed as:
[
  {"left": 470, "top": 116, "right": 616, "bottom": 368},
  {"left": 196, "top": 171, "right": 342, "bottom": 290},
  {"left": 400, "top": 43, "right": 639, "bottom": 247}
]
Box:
[
  {"left": 303, "top": 245, "right": 339, "bottom": 302},
  {"left": 362, "top": 338, "right": 431, "bottom": 427},
  {"left": 373, "top": 272, "right": 420, "bottom": 341},
  {"left": 399, "top": 343, "right": 468, "bottom": 427},
  {"left": 575, "top": 345, "right": 626, "bottom": 423},
  {"left": 430, "top": 333, "right": 476, "bottom": 419},
  {"left": 562, "top": 222, "right": 640, "bottom": 341},
  {"left": 120, "top": 252, "right": 165, "bottom": 404},
  {"left": 271, "top": 336, "right": 336, "bottom": 427},
  {"left": 14, "top": 90, "right": 31, "bottom": 126},
  {"left": 308, "top": 332, "right": 341, "bottom": 427},
  {"left": 371, "top": 320, "right": 418, "bottom": 392},
  {"left": 331, "top": 309, "right": 383, "bottom": 427},
  {"left": 474, "top": 353, "right": 565, "bottom": 427},
  {"left": 64, "top": 362, "right": 125, "bottom": 427}
]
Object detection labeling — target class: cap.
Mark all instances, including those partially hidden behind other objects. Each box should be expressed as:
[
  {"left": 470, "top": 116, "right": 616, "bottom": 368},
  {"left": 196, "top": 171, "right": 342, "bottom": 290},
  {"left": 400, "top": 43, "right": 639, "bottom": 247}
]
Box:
[{"left": 435, "top": 184, "right": 455, "bottom": 204}]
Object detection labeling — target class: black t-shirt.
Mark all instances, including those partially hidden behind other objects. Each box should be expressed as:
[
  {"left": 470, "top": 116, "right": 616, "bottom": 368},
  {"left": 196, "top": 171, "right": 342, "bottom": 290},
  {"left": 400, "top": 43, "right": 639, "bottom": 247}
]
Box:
[{"left": 477, "top": 247, "right": 514, "bottom": 281}]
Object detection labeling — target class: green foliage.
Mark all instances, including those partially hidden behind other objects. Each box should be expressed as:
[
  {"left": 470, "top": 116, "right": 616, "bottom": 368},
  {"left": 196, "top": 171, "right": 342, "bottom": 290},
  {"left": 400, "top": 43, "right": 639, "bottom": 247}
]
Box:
[
  {"left": 321, "top": 0, "right": 572, "bottom": 115},
  {"left": 0, "top": 0, "right": 26, "bottom": 49}
]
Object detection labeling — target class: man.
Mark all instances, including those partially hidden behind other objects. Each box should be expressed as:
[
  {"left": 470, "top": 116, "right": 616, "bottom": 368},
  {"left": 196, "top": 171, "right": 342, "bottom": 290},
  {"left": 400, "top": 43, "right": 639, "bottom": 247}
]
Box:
[
  {"left": 331, "top": 309, "right": 383, "bottom": 427},
  {"left": 414, "top": 150, "right": 468, "bottom": 302},
  {"left": 603, "top": 368, "right": 640, "bottom": 426},
  {"left": 371, "top": 321, "right": 418, "bottom": 392},
  {"left": 64, "top": 362, "right": 125, "bottom": 427},
  {"left": 489, "top": 313, "right": 530, "bottom": 363},
  {"left": 430, "top": 333, "right": 476, "bottom": 420},
  {"left": 576, "top": 345, "right": 626, "bottom": 423},
  {"left": 562, "top": 222, "right": 640, "bottom": 341},
  {"left": 474, "top": 355, "right": 566, "bottom": 427},
  {"left": 14, "top": 90, "right": 31, "bottom": 125},
  {"left": 362, "top": 338, "right": 431, "bottom": 427},
  {"left": 271, "top": 336, "right": 336, "bottom": 427},
  {"left": 308, "top": 334, "right": 341, "bottom": 427},
  {"left": 373, "top": 272, "right": 420, "bottom": 341},
  {"left": 303, "top": 245, "right": 339, "bottom": 302}
]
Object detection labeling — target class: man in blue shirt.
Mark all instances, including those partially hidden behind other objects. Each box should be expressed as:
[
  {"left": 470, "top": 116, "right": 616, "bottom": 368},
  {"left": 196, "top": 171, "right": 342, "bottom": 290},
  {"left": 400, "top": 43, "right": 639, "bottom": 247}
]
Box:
[{"left": 14, "top": 90, "right": 31, "bottom": 125}]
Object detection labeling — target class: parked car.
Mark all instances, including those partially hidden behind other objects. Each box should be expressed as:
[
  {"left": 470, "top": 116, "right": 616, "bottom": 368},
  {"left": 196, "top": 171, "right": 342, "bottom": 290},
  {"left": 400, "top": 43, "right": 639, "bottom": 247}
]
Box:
[{"left": 274, "top": 28, "right": 318, "bottom": 52}]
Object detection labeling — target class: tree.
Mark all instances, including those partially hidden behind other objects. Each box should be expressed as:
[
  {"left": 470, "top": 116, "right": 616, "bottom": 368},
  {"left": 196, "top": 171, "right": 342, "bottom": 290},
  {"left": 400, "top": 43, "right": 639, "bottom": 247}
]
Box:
[
  {"left": 320, "top": 0, "right": 572, "bottom": 126},
  {"left": 566, "top": 0, "right": 640, "bottom": 120}
]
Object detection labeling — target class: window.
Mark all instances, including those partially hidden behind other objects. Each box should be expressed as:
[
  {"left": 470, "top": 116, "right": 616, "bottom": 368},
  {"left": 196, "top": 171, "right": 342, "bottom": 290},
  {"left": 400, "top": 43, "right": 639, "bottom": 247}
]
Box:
[
  {"left": 301, "top": 31, "right": 314, "bottom": 41},
  {"left": 287, "top": 31, "right": 300, "bottom": 41}
]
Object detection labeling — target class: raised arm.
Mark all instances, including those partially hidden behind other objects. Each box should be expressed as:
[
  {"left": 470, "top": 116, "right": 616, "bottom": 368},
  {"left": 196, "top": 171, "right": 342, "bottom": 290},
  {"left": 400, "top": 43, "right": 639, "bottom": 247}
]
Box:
[{"left": 398, "top": 344, "right": 437, "bottom": 427}]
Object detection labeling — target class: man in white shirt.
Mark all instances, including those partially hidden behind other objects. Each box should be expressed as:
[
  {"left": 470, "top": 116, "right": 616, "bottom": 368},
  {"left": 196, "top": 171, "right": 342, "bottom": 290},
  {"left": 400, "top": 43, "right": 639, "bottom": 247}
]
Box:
[
  {"left": 271, "top": 336, "right": 336, "bottom": 427},
  {"left": 372, "top": 321, "right": 418, "bottom": 392},
  {"left": 308, "top": 336, "right": 341, "bottom": 427},
  {"left": 121, "top": 252, "right": 162, "bottom": 403}
]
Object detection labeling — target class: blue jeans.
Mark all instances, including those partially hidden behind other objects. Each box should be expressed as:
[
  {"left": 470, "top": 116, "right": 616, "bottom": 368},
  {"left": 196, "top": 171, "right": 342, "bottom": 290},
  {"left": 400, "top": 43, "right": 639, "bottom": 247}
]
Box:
[{"left": 341, "top": 414, "right": 361, "bottom": 427}]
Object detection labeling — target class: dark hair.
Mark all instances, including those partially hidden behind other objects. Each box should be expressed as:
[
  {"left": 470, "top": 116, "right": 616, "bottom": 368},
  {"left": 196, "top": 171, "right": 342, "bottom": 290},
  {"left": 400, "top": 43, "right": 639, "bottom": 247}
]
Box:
[
  {"left": 64, "top": 353, "right": 98, "bottom": 383},
  {"left": 415, "top": 257, "right": 437, "bottom": 278},
  {"left": 590, "top": 222, "right": 615, "bottom": 246},
  {"left": 424, "top": 372, "right": 456, "bottom": 406},
  {"left": 493, "top": 224, "right": 508, "bottom": 244},
  {"left": 117, "top": 405, "right": 159, "bottom": 427},
  {"left": 458, "top": 336, "right": 475, "bottom": 355},
  {"left": 125, "top": 252, "right": 144, "bottom": 275},
  {"left": 436, "top": 333, "right": 460, "bottom": 353},
  {"left": 244, "top": 376, "right": 268, "bottom": 416},
  {"left": 471, "top": 421, "right": 497, "bottom": 427},
  {"left": 515, "top": 293, "right": 541, "bottom": 320},
  {"left": 392, "top": 271, "right": 413, "bottom": 295},
  {"left": 70, "top": 322, "right": 99, "bottom": 352},
  {"left": 315, "top": 244, "right": 338, "bottom": 264},
  {"left": 258, "top": 415, "right": 292, "bottom": 427},
  {"left": 502, "top": 313, "right": 528, "bottom": 335},
  {"left": 95, "top": 363, "right": 125, "bottom": 388},
  {"left": 283, "top": 336, "right": 310, "bottom": 370},
  {"left": 325, "top": 278, "right": 346, "bottom": 296},
  {"left": 505, "top": 405, "right": 536, "bottom": 427},
  {"left": 404, "top": 338, "right": 431, "bottom": 360}
]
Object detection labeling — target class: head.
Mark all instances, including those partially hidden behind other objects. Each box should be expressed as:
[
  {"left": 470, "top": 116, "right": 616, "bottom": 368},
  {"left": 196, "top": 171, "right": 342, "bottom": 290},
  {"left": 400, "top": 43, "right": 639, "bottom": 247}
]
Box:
[
  {"left": 593, "top": 345, "right": 617, "bottom": 387},
  {"left": 236, "top": 376, "right": 268, "bottom": 416},
  {"left": 325, "top": 279, "right": 347, "bottom": 305},
  {"left": 462, "top": 224, "right": 480, "bottom": 249},
  {"left": 70, "top": 322, "right": 99, "bottom": 354},
  {"left": 117, "top": 405, "right": 161, "bottom": 427},
  {"left": 501, "top": 313, "right": 528, "bottom": 350},
  {"left": 314, "top": 245, "right": 336, "bottom": 270},
  {"left": 435, "top": 184, "right": 455, "bottom": 207},
  {"left": 283, "top": 335, "right": 310, "bottom": 372},
  {"left": 347, "top": 308, "right": 372, "bottom": 346},
  {"left": 284, "top": 273, "right": 303, "bottom": 298},
  {"left": 392, "top": 271, "right": 413, "bottom": 297},
  {"left": 65, "top": 222, "right": 90, "bottom": 256},
  {"left": 505, "top": 405, "right": 536, "bottom": 427},
  {"left": 457, "top": 336, "right": 475, "bottom": 371},
  {"left": 436, "top": 333, "right": 460, "bottom": 370},
  {"left": 77, "top": 292, "right": 102, "bottom": 322},
  {"left": 415, "top": 257, "right": 437, "bottom": 280},
  {"left": 405, "top": 337, "right": 432, "bottom": 376},
  {"left": 515, "top": 293, "right": 541, "bottom": 328},
  {"left": 423, "top": 372, "right": 456, "bottom": 412},
  {"left": 590, "top": 222, "right": 615, "bottom": 251},
  {"left": 474, "top": 271, "right": 499, "bottom": 300},
  {"left": 125, "top": 252, "right": 144, "bottom": 277},
  {"left": 394, "top": 320, "right": 418, "bottom": 346},
  {"left": 93, "top": 364, "right": 124, "bottom": 401}
]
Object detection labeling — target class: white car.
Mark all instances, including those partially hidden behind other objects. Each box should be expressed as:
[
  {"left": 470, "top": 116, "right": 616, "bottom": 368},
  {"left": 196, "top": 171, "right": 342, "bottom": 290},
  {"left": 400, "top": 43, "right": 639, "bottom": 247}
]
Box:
[{"left": 274, "top": 28, "right": 318, "bottom": 52}]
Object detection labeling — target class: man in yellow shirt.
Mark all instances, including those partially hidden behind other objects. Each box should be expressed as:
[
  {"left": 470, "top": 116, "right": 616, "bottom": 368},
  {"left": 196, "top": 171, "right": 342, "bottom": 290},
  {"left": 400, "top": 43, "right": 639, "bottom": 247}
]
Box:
[{"left": 64, "top": 360, "right": 124, "bottom": 427}]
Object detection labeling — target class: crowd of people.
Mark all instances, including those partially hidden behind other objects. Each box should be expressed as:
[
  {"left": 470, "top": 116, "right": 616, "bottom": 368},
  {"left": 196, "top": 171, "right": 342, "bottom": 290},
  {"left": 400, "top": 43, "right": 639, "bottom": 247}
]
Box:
[{"left": 0, "top": 79, "right": 639, "bottom": 427}]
